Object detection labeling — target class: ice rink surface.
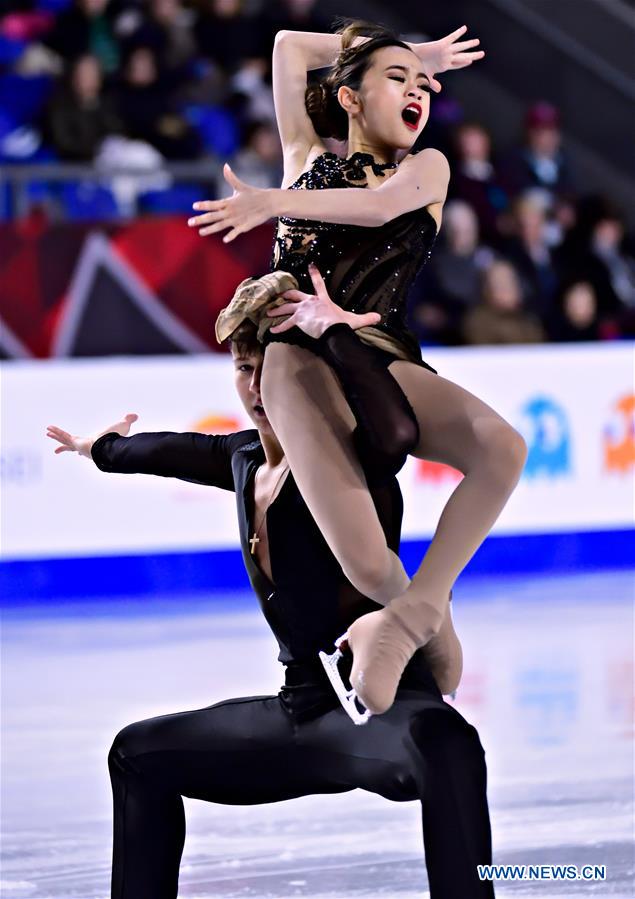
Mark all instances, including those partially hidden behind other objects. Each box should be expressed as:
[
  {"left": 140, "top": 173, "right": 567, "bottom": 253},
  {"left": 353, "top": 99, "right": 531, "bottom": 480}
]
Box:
[{"left": 2, "top": 568, "right": 633, "bottom": 898}]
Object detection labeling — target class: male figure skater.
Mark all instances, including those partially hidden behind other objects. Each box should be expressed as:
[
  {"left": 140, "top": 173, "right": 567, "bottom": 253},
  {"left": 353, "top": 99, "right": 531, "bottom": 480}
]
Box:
[{"left": 47, "top": 268, "right": 494, "bottom": 899}]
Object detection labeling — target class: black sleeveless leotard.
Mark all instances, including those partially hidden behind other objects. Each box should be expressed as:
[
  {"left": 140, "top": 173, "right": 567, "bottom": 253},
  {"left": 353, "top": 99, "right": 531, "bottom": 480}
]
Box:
[{"left": 268, "top": 150, "right": 439, "bottom": 367}]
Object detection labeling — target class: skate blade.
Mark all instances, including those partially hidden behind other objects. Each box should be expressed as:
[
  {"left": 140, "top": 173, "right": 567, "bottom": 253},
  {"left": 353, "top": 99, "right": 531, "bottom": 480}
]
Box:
[{"left": 318, "top": 634, "right": 373, "bottom": 726}]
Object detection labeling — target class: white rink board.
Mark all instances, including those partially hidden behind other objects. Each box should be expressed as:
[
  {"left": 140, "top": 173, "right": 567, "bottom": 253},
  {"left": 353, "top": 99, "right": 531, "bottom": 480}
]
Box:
[{"left": 2, "top": 342, "right": 633, "bottom": 560}]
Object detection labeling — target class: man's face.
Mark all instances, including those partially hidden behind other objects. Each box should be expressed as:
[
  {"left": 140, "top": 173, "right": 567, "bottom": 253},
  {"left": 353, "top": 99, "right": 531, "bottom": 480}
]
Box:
[{"left": 232, "top": 346, "right": 273, "bottom": 434}]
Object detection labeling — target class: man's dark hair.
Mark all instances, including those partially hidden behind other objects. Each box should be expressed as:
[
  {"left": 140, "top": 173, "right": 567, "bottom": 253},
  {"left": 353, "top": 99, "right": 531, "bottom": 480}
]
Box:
[{"left": 227, "top": 320, "right": 260, "bottom": 357}]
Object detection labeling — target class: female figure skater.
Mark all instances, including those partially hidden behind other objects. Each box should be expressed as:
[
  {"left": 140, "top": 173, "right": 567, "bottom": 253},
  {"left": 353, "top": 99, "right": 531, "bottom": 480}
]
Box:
[
  {"left": 47, "top": 269, "right": 494, "bottom": 898},
  {"left": 188, "top": 21, "right": 528, "bottom": 717}
]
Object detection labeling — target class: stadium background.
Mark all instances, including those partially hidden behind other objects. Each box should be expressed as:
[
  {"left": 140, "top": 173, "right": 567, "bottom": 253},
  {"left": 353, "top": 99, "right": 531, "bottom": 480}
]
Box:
[{"left": 1, "top": 2, "right": 634, "bottom": 897}]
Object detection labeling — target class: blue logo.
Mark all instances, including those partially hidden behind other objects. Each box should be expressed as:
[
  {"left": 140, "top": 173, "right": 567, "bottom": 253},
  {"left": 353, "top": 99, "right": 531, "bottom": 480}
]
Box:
[{"left": 520, "top": 396, "right": 571, "bottom": 479}]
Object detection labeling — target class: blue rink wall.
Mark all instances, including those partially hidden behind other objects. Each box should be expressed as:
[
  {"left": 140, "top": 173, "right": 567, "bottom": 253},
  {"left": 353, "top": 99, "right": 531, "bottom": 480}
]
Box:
[
  {"left": 2, "top": 342, "right": 634, "bottom": 603},
  {"left": 1, "top": 529, "right": 634, "bottom": 603}
]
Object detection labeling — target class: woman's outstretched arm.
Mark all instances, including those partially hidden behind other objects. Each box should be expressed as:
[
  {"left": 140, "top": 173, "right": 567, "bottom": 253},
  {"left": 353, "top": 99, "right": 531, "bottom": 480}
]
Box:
[
  {"left": 189, "top": 147, "right": 449, "bottom": 239},
  {"left": 275, "top": 25, "right": 483, "bottom": 88},
  {"left": 274, "top": 147, "right": 450, "bottom": 225}
]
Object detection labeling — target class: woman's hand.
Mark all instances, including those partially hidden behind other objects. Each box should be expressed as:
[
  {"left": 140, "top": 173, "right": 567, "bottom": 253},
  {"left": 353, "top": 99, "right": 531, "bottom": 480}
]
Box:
[
  {"left": 414, "top": 25, "right": 485, "bottom": 93},
  {"left": 266, "top": 264, "right": 381, "bottom": 338},
  {"left": 187, "top": 164, "right": 275, "bottom": 243},
  {"left": 46, "top": 413, "right": 139, "bottom": 459}
]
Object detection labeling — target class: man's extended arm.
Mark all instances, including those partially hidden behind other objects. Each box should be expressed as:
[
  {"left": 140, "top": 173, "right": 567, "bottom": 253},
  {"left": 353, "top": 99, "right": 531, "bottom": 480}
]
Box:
[{"left": 90, "top": 430, "right": 253, "bottom": 492}]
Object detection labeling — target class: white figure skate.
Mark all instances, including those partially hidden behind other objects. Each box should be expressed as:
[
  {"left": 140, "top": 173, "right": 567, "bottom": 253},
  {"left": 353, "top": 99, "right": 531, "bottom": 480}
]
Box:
[{"left": 318, "top": 634, "right": 372, "bottom": 726}]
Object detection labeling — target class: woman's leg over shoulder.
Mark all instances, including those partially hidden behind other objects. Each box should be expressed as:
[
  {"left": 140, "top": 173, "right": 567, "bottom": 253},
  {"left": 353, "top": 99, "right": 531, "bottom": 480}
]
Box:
[{"left": 261, "top": 342, "right": 409, "bottom": 603}]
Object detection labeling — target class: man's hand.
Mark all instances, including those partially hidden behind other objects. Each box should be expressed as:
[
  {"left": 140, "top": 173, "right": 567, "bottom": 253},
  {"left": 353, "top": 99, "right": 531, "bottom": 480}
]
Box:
[
  {"left": 414, "top": 25, "right": 485, "bottom": 93},
  {"left": 266, "top": 264, "right": 381, "bottom": 338},
  {"left": 46, "top": 413, "right": 139, "bottom": 459},
  {"left": 187, "top": 164, "right": 274, "bottom": 243}
]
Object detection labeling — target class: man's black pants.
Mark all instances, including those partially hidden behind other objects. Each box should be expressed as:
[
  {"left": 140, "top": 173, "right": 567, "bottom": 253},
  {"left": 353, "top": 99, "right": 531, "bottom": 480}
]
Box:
[{"left": 108, "top": 684, "right": 495, "bottom": 898}]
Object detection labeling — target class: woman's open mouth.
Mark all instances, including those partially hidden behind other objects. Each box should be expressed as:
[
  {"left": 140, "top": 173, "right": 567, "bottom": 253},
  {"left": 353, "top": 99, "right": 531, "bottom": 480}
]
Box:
[
  {"left": 254, "top": 403, "right": 266, "bottom": 418},
  {"left": 401, "top": 102, "right": 422, "bottom": 131}
]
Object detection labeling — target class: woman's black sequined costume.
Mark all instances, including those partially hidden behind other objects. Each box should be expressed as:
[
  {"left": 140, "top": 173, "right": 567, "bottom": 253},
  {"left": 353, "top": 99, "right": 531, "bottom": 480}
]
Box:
[{"left": 269, "top": 150, "right": 439, "bottom": 366}]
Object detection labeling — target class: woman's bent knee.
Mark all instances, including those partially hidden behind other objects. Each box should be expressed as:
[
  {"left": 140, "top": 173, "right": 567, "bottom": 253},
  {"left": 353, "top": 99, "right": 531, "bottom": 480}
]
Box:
[
  {"left": 500, "top": 426, "right": 528, "bottom": 480},
  {"left": 476, "top": 419, "right": 527, "bottom": 482}
]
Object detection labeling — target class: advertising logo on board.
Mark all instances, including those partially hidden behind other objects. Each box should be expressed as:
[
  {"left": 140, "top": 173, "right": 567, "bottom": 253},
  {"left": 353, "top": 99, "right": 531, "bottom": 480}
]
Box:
[
  {"left": 191, "top": 414, "right": 241, "bottom": 435},
  {"left": 603, "top": 394, "right": 635, "bottom": 474},
  {"left": 414, "top": 459, "right": 462, "bottom": 484},
  {"left": 521, "top": 396, "right": 571, "bottom": 480}
]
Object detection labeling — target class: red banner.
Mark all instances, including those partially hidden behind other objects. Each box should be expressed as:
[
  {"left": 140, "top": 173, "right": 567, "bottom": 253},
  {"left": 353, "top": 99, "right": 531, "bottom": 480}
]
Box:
[{"left": 0, "top": 215, "right": 274, "bottom": 358}]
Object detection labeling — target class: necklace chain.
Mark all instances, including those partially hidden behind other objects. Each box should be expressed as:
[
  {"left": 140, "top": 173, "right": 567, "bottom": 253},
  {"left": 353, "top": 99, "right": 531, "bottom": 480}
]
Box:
[{"left": 249, "top": 462, "right": 289, "bottom": 555}]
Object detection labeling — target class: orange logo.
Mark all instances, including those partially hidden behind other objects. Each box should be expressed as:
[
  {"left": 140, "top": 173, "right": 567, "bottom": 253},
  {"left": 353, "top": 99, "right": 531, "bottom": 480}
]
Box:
[
  {"left": 603, "top": 394, "right": 635, "bottom": 473},
  {"left": 192, "top": 414, "right": 241, "bottom": 435}
]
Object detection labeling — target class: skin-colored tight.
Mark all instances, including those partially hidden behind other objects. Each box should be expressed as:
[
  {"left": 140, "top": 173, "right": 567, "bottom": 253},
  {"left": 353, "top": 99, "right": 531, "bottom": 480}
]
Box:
[{"left": 260, "top": 344, "right": 527, "bottom": 679}]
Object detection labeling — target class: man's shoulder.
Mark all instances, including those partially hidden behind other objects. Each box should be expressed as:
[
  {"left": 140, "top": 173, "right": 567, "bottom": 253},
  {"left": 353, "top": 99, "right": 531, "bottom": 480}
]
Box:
[{"left": 227, "top": 428, "right": 262, "bottom": 455}]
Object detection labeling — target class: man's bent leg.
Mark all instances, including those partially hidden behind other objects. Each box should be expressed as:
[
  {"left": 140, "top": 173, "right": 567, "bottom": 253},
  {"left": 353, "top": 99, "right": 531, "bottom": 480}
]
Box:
[
  {"left": 108, "top": 694, "right": 336, "bottom": 899},
  {"left": 407, "top": 705, "right": 495, "bottom": 898},
  {"left": 296, "top": 693, "right": 495, "bottom": 898}
]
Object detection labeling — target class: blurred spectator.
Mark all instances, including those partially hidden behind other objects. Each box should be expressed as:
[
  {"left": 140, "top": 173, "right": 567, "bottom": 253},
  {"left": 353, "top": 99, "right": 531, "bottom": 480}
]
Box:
[
  {"left": 545, "top": 191, "right": 578, "bottom": 248},
  {"left": 217, "top": 119, "right": 282, "bottom": 197},
  {"left": 557, "top": 195, "right": 635, "bottom": 336},
  {"left": 230, "top": 57, "right": 276, "bottom": 124},
  {"left": 115, "top": 44, "right": 200, "bottom": 159},
  {"left": 502, "top": 189, "right": 561, "bottom": 328},
  {"left": 261, "top": 0, "right": 330, "bottom": 49},
  {"left": 43, "top": 0, "right": 120, "bottom": 74},
  {"left": 448, "top": 121, "right": 508, "bottom": 246},
  {"left": 548, "top": 281, "right": 603, "bottom": 342},
  {"left": 0, "top": 3, "right": 54, "bottom": 45},
  {"left": 408, "top": 200, "right": 494, "bottom": 345},
  {"left": 44, "top": 53, "right": 120, "bottom": 160},
  {"left": 123, "top": 0, "right": 197, "bottom": 84},
  {"left": 412, "top": 91, "right": 462, "bottom": 159},
  {"left": 195, "top": 0, "right": 263, "bottom": 74},
  {"left": 462, "top": 259, "right": 546, "bottom": 345},
  {"left": 501, "top": 102, "right": 574, "bottom": 199}
]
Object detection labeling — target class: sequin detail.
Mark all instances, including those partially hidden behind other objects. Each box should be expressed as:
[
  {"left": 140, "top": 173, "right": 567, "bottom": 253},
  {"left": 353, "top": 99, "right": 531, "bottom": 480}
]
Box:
[{"left": 269, "top": 151, "right": 438, "bottom": 364}]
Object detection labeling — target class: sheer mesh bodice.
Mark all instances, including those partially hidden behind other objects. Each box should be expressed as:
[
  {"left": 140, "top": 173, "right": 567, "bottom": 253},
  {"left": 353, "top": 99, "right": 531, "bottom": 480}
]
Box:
[{"left": 270, "top": 150, "right": 439, "bottom": 364}]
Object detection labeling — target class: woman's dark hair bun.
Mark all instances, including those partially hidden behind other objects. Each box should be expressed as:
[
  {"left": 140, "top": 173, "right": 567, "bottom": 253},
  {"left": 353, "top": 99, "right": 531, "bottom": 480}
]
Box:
[{"left": 305, "top": 81, "right": 348, "bottom": 140}]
